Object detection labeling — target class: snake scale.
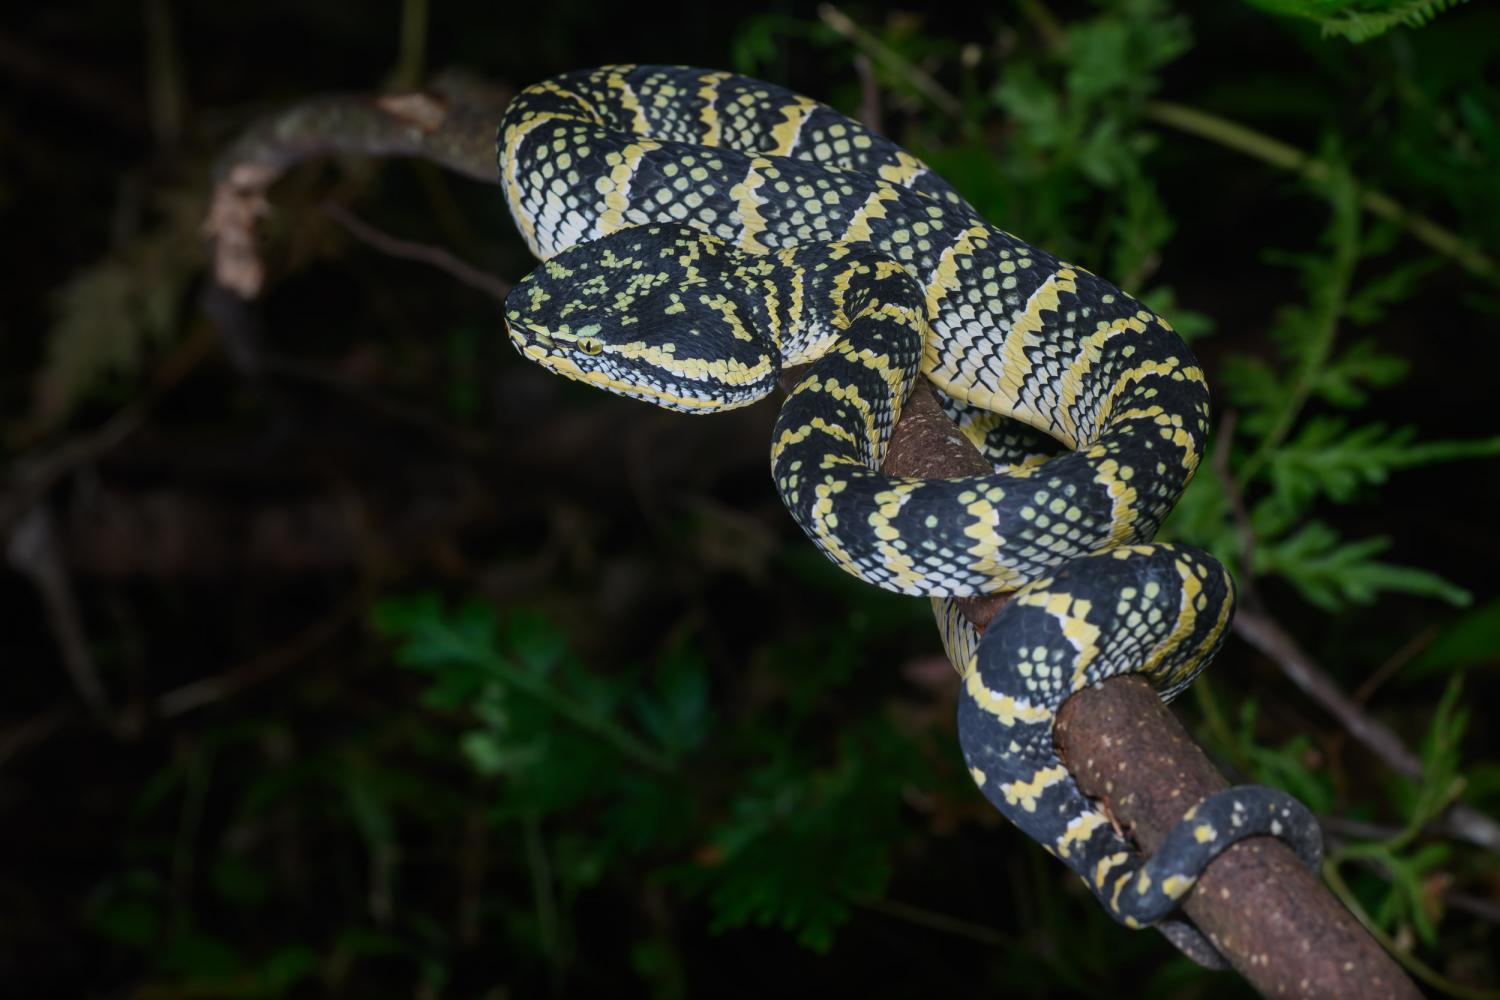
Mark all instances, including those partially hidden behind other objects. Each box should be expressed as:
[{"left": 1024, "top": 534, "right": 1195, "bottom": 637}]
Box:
[{"left": 496, "top": 65, "right": 1320, "bottom": 964}]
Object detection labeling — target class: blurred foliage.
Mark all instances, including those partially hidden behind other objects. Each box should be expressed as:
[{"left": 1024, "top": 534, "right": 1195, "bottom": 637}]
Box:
[
  {"left": 1243, "top": 0, "right": 1471, "bottom": 43},
  {"left": 4, "top": 0, "right": 1500, "bottom": 996}
]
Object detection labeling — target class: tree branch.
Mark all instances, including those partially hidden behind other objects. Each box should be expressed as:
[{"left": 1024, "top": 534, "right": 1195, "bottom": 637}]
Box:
[
  {"left": 1055, "top": 676, "right": 1417, "bottom": 998},
  {"left": 206, "top": 72, "right": 511, "bottom": 297}
]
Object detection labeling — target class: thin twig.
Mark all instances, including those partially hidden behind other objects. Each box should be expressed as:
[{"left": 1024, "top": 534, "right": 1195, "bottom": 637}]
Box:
[
  {"left": 2, "top": 403, "right": 147, "bottom": 534},
  {"left": 6, "top": 506, "right": 114, "bottom": 728},
  {"left": 852, "top": 895, "right": 1012, "bottom": 947},
  {"left": 1354, "top": 625, "right": 1439, "bottom": 705},
  {"left": 1143, "top": 100, "right": 1494, "bottom": 280},
  {"left": 817, "top": 4, "right": 964, "bottom": 119},
  {"left": 1207, "top": 409, "right": 1258, "bottom": 604},
  {"left": 1234, "top": 607, "right": 1500, "bottom": 854},
  {"left": 1, "top": 594, "right": 363, "bottom": 766},
  {"left": 851, "top": 53, "right": 883, "bottom": 133},
  {"left": 322, "top": 200, "right": 512, "bottom": 302},
  {"left": 0, "top": 29, "right": 148, "bottom": 127},
  {"left": 152, "top": 594, "right": 363, "bottom": 720}
]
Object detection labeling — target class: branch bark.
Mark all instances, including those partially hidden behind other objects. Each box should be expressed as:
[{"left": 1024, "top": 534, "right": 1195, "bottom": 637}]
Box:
[
  {"left": 1056, "top": 676, "right": 1415, "bottom": 998},
  {"left": 206, "top": 72, "right": 511, "bottom": 297},
  {"left": 211, "top": 80, "right": 1419, "bottom": 998}
]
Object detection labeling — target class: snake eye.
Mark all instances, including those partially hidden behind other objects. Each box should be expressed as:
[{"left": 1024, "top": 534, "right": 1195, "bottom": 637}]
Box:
[{"left": 577, "top": 337, "right": 603, "bottom": 356}]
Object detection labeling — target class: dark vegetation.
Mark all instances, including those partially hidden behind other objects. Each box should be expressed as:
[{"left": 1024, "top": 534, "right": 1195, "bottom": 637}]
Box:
[{"left": 2, "top": 1, "right": 1498, "bottom": 996}]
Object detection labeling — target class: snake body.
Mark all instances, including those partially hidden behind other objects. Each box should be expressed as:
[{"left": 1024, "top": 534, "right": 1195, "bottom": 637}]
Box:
[{"left": 497, "top": 65, "right": 1319, "bottom": 963}]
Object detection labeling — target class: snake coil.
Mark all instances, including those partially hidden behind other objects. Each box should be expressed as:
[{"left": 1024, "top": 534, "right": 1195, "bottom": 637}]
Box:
[{"left": 496, "top": 65, "right": 1321, "bottom": 965}]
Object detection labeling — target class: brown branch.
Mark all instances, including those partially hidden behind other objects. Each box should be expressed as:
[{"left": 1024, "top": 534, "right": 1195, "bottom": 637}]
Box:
[
  {"left": 206, "top": 72, "right": 512, "bottom": 297},
  {"left": 1056, "top": 676, "right": 1416, "bottom": 998}
]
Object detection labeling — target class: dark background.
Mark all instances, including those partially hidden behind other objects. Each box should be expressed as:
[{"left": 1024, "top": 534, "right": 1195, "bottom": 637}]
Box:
[{"left": 3, "top": 2, "right": 1498, "bottom": 997}]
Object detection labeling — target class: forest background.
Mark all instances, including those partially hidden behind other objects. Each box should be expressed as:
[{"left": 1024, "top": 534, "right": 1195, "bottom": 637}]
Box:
[{"left": 3, "top": 1, "right": 1499, "bottom": 996}]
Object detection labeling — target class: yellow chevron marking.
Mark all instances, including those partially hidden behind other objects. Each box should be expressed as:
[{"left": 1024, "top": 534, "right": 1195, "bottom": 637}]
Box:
[
  {"left": 841, "top": 186, "right": 900, "bottom": 243},
  {"left": 768, "top": 98, "right": 818, "bottom": 155},
  {"left": 696, "top": 71, "right": 729, "bottom": 145},
  {"left": 731, "top": 158, "right": 772, "bottom": 253},
  {"left": 1001, "top": 765, "right": 1068, "bottom": 813},
  {"left": 594, "top": 141, "right": 660, "bottom": 238},
  {"left": 1056, "top": 811, "right": 1110, "bottom": 859}
]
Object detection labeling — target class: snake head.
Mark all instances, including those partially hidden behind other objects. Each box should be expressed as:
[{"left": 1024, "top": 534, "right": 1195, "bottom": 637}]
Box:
[{"left": 504, "top": 223, "right": 780, "bottom": 413}]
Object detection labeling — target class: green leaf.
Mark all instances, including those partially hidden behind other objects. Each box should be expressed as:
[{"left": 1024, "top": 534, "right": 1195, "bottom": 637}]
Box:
[
  {"left": 1409, "top": 598, "right": 1500, "bottom": 676},
  {"left": 1254, "top": 521, "right": 1471, "bottom": 608},
  {"left": 89, "top": 895, "right": 161, "bottom": 948},
  {"left": 1308, "top": 340, "right": 1410, "bottom": 407},
  {"left": 1243, "top": 0, "right": 1474, "bottom": 42},
  {"left": 1344, "top": 257, "right": 1442, "bottom": 324},
  {"left": 1139, "top": 286, "right": 1215, "bottom": 341},
  {"left": 634, "top": 647, "right": 710, "bottom": 760},
  {"left": 676, "top": 720, "right": 917, "bottom": 952},
  {"left": 259, "top": 946, "right": 320, "bottom": 995},
  {"left": 1266, "top": 417, "right": 1500, "bottom": 514},
  {"left": 160, "top": 930, "right": 245, "bottom": 980}
]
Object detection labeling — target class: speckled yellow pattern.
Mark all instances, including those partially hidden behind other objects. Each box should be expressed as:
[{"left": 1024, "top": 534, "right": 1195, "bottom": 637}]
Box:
[{"left": 498, "top": 66, "right": 1321, "bottom": 967}]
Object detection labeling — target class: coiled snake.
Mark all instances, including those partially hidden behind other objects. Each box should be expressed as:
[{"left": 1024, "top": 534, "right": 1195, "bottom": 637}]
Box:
[{"left": 497, "top": 65, "right": 1320, "bottom": 964}]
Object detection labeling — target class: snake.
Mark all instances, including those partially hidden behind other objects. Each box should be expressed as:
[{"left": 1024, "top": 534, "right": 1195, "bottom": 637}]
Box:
[{"left": 495, "top": 64, "right": 1321, "bottom": 964}]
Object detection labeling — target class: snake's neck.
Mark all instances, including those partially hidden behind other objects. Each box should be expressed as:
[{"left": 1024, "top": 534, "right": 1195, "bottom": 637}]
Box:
[{"left": 766, "top": 244, "right": 928, "bottom": 380}]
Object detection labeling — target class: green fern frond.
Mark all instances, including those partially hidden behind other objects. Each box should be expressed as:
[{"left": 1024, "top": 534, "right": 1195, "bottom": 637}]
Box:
[{"left": 1244, "top": 0, "right": 1472, "bottom": 42}]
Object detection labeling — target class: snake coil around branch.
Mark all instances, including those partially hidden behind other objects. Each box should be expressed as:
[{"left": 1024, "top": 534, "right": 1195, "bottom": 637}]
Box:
[{"left": 495, "top": 64, "right": 1326, "bottom": 967}]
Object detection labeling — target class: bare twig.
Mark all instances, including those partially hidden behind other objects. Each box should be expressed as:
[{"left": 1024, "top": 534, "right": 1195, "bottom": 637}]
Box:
[
  {"left": 322, "top": 200, "right": 512, "bottom": 301},
  {"left": 1234, "top": 607, "right": 1500, "bottom": 854},
  {"left": 152, "top": 594, "right": 362, "bottom": 720},
  {"left": 0, "top": 29, "right": 148, "bottom": 128},
  {"left": 1208, "top": 409, "right": 1259, "bottom": 604},
  {"left": 6, "top": 506, "right": 114, "bottom": 728},
  {"left": 0, "top": 594, "right": 361, "bottom": 766},
  {"left": 1143, "top": 100, "right": 1494, "bottom": 280},
  {"left": 1, "top": 402, "right": 147, "bottom": 535},
  {"left": 1354, "top": 625, "right": 1439, "bottom": 705},
  {"left": 817, "top": 4, "right": 964, "bottom": 119},
  {"left": 851, "top": 54, "right": 883, "bottom": 133},
  {"left": 852, "top": 894, "right": 1011, "bottom": 947}
]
